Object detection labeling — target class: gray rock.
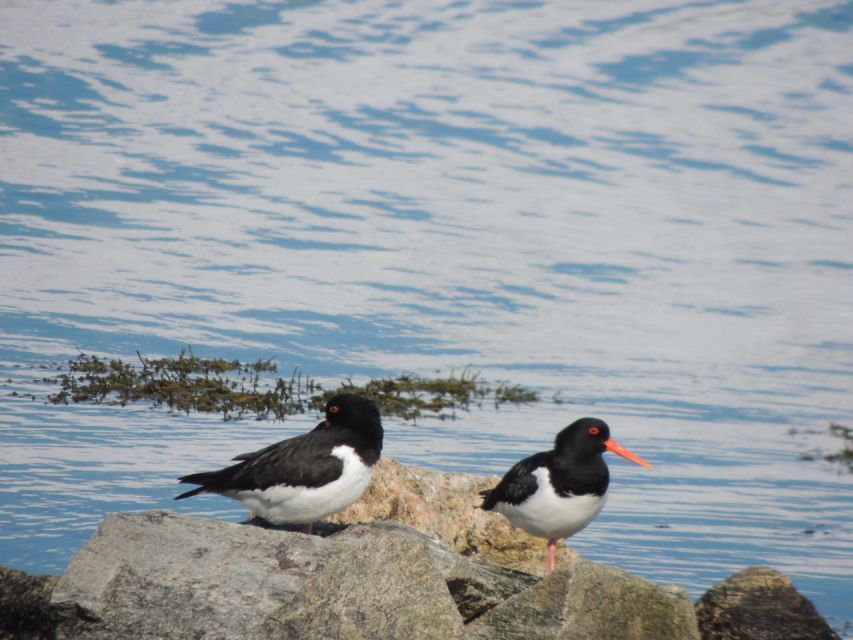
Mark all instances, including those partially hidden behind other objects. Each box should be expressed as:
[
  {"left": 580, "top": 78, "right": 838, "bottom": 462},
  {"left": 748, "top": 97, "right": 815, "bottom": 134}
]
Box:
[
  {"left": 342, "top": 521, "right": 541, "bottom": 622},
  {"left": 466, "top": 554, "right": 701, "bottom": 640},
  {"left": 51, "top": 510, "right": 330, "bottom": 639},
  {"left": 695, "top": 566, "right": 841, "bottom": 640},
  {"left": 49, "top": 511, "right": 533, "bottom": 639},
  {"left": 0, "top": 565, "right": 59, "bottom": 640},
  {"left": 49, "top": 510, "right": 761, "bottom": 640},
  {"left": 250, "top": 534, "right": 464, "bottom": 640}
]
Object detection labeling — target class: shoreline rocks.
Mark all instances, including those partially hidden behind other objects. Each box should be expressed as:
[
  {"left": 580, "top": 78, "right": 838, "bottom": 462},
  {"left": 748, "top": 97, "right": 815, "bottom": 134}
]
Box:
[
  {"left": 0, "top": 458, "right": 843, "bottom": 639},
  {"left": 0, "top": 566, "right": 58, "bottom": 640},
  {"left": 47, "top": 511, "right": 698, "bottom": 639},
  {"left": 695, "top": 566, "right": 841, "bottom": 640},
  {"left": 466, "top": 555, "right": 699, "bottom": 640}
]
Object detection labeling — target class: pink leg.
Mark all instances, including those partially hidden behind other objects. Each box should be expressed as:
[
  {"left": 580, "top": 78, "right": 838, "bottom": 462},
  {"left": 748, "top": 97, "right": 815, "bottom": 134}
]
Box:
[
  {"left": 547, "top": 538, "right": 557, "bottom": 573},
  {"left": 302, "top": 523, "right": 313, "bottom": 535}
]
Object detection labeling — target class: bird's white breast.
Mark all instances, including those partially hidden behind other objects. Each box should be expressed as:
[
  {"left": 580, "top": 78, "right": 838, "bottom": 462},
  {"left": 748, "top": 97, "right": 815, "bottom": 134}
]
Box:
[
  {"left": 229, "top": 445, "right": 373, "bottom": 525},
  {"left": 494, "top": 466, "right": 607, "bottom": 540}
]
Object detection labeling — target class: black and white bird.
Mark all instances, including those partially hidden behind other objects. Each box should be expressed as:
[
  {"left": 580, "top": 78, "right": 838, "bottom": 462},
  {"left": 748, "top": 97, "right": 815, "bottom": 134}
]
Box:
[
  {"left": 175, "top": 394, "right": 383, "bottom": 533},
  {"left": 480, "top": 417, "right": 651, "bottom": 572}
]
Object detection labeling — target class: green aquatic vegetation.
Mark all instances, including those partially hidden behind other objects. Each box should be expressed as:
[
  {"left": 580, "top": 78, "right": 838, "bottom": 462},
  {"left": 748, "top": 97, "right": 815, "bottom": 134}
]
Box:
[
  {"left": 49, "top": 350, "right": 316, "bottom": 421},
  {"left": 46, "top": 352, "right": 538, "bottom": 422},
  {"left": 491, "top": 381, "right": 539, "bottom": 407},
  {"left": 823, "top": 423, "right": 852, "bottom": 471},
  {"left": 795, "top": 422, "right": 852, "bottom": 473},
  {"left": 312, "top": 368, "right": 492, "bottom": 421}
]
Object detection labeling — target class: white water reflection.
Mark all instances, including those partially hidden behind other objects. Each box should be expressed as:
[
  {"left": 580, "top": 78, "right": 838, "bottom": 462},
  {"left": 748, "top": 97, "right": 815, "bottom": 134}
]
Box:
[{"left": 1, "top": 0, "right": 852, "bottom": 634}]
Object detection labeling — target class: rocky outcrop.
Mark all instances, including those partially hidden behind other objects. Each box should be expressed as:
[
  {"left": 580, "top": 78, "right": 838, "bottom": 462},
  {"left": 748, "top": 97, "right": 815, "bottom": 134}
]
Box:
[
  {"left": 695, "top": 566, "right": 841, "bottom": 640},
  {"left": 48, "top": 511, "right": 536, "bottom": 639},
  {"left": 251, "top": 532, "right": 466, "bottom": 640},
  {"left": 0, "top": 566, "right": 58, "bottom": 640},
  {"left": 327, "top": 456, "right": 577, "bottom": 575},
  {"left": 1, "top": 460, "right": 840, "bottom": 640},
  {"left": 43, "top": 510, "right": 700, "bottom": 639},
  {"left": 467, "top": 556, "right": 700, "bottom": 640}
]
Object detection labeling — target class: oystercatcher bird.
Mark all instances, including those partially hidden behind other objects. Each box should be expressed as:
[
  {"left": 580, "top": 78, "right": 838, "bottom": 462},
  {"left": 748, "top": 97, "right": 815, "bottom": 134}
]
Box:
[
  {"left": 175, "top": 394, "right": 383, "bottom": 533},
  {"left": 480, "top": 417, "right": 651, "bottom": 572}
]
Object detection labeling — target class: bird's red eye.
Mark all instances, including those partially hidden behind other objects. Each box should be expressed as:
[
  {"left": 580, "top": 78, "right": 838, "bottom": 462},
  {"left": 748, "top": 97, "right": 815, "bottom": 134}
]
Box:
[
  {"left": 329, "top": 405, "right": 340, "bottom": 414},
  {"left": 588, "top": 426, "right": 600, "bottom": 436}
]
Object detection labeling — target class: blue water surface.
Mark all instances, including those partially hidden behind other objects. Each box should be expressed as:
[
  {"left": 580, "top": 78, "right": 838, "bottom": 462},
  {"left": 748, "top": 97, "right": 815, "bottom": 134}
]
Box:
[{"left": 1, "top": 0, "right": 852, "bottom": 635}]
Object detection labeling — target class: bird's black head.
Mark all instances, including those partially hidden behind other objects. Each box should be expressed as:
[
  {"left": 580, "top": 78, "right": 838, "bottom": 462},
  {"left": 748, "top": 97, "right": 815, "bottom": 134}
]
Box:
[
  {"left": 554, "top": 417, "right": 611, "bottom": 460},
  {"left": 322, "top": 394, "right": 383, "bottom": 461},
  {"left": 554, "top": 417, "right": 652, "bottom": 469}
]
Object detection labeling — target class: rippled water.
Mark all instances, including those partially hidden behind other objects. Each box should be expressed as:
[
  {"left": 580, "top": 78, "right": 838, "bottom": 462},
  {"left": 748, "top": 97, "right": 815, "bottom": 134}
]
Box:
[{"left": 1, "top": 0, "right": 852, "bottom": 634}]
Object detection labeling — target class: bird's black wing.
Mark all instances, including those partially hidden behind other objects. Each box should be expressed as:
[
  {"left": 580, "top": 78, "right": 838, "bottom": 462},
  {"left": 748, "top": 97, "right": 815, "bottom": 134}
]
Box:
[
  {"left": 231, "top": 420, "right": 328, "bottom": 462},
  {"left": 175, "top": 429, "right": 345, "bottom": 499},
  {"left": 231, "top": 442, "right": 277, "bottom": 462},
  {"left": 480, "top": 452, "right": 546, "bottom": 509}
]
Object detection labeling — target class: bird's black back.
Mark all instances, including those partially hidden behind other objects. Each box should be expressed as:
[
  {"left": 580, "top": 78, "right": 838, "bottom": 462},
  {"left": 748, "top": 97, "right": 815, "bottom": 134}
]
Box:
[{"left": 480, "top": 452, "right": 547, "bottom": 509}]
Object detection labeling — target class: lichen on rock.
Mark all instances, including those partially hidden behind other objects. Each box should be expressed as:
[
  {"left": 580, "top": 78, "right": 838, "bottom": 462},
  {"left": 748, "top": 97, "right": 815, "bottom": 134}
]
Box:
[{"left": 328, "top": 456, "right": 577, "bottom": 576}]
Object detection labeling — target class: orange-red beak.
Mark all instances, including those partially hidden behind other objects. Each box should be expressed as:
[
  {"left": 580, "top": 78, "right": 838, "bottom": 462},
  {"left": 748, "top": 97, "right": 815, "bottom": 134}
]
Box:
[{"left": 605, "top": 439, "right": 653, "bottom": 468}]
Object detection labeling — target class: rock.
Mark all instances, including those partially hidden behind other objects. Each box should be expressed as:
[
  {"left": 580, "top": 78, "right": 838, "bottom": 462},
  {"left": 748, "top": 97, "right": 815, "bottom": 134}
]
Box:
[
  {"left": 8, "top": 454, "right": 843, "bottom": 640},
  {"left": 328, "top": 457, "right": 577, "bottom": 575},
  {"left": 49, "top": 510, "right": 700, "bottom": 639},
  {"left": 342, "top": 521, "right": 541, "bottom": 623},
  {"left": 0, "top": 565, "right": 59, "bottom": 640},
  {"left": 250, "top": 534, "right": 465, "bottom": 640},
  {"left": 466, "top": 554, "right": 701, "bottom": 640},
  {"left": 51, "top": 510, "right": 324, "bottom": 639},
  {"left": 695, "top": 566, "right": 841, "bottom": 640},
  {"left": 49, "top": 511, "right": 535, "bottom": 639}
]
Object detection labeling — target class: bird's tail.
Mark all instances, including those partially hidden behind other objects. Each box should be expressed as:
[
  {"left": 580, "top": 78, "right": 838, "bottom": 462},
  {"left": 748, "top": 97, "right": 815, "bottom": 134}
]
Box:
[
  {"left": 174, "top": 484, "right": 207, "bottom": 500},
  {"left": 174, "top": 468, "right": 235, "bottom": 500}
]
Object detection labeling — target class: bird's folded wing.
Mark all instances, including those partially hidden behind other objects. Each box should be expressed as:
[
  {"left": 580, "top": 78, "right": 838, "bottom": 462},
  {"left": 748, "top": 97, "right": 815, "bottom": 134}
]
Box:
[
  {"left": 229, "top": 430, "right": 346, "bottom": 491},
  {"left": 483, "top": 454, "right": 543, "bottom": 508}
]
